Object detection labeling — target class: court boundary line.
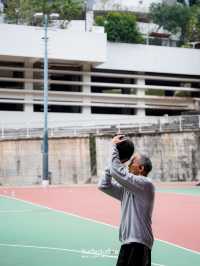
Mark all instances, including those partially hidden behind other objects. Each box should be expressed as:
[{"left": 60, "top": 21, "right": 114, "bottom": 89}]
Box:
[
  {"left": 0, "top": 243, "right": 165, "bottom": 266},
  {"left": 0, "top": 194, "right": 200, "bottom": 256},
  {"left": 156, "top": 190, "right": 200, "bottom": 197},
  {"left": 1, "top": 184, "right": 199, "bottom": 197},
  {"left": 0, "top": 182, "right": 198, "bottom": 188},
  {"left": 0, "top": 243, "right": 117, "bottom": 258}
]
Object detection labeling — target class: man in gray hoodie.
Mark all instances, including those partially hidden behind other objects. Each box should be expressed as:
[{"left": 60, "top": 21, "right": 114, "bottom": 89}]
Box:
[{"left": 98, "top": 135, "right": 155, "bottom": 266}]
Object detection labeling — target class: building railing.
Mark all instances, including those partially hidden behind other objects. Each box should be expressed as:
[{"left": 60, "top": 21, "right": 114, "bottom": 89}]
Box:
[
  {"left": 0, "top": 115, "right": 200, "bottom": 139},
  {"left": 0, "top": 65, "right": 199, "bottom": 113},
  {"left": 0, "top": 88, "right": 196, "bottom": 111},
  {"left": 1, "top": 66, "right": 200, "bottom": 83}
]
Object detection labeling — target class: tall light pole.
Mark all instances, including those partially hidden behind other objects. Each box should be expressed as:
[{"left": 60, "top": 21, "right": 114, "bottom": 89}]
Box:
[
  {"left": 43, "top": 13, "right": 49, "bottom": 186},
  {"left": 34, "top": 12, "right": 59, "bottom": 186}
]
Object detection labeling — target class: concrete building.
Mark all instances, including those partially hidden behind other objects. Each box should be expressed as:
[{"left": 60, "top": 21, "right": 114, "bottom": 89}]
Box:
[{"left": 0, "top": 19, "right": 200, "bottom": 128}]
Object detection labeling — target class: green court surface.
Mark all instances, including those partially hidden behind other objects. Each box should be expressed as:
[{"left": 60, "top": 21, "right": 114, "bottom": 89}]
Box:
[
  {"left": 156, "top": 187, "right": 200, "bottom": 196},
  {"left": 0, "top": 196, "right": 200, "bottom": 266}
]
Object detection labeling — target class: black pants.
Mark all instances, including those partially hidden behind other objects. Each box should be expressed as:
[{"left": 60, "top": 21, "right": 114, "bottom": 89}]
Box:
[{"left": 116, "top": 242, "right": 151, "bottom": 266}]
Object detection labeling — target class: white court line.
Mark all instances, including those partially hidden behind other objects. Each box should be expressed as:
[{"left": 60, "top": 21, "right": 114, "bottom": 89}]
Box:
[
  {"left": 1, "top": 194, "right": 200, "bottom": 256},
  {"left": 0, "top": 243, "right": 116, "bottom": 258},
  {"left": 156, "top": 190, "right": 200, "bottom": 197},
  {"left": 0, "top": 243, "right": 165, "bottom": 266}
]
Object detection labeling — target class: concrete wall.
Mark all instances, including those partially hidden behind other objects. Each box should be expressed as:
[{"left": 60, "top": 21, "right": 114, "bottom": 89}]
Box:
[
  {"left": 0, "top": 131, "right": 200, "bottom": 186},
  {"left": 1, "top": 24, "right": 200, "bottom": 75},
  {"left": 96, "top": 131, "right": 200, "bottom": 182},
  {"left": 0, "top": 137, "right": 91, "bottom": 186},
  {"left": 97, "top": 42, "right": 200, "bottom": 75},
  {"left": 0, "top": 24, "right": 106, "bottom": 64}
]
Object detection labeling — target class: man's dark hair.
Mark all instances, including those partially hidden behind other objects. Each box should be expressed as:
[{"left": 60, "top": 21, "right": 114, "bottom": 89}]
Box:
[
  {"left": 139, "top": 154, "right": 152, "bottom": 175},
  {"left": 117, "top": 138, "right": 134, "bottom": 162}
]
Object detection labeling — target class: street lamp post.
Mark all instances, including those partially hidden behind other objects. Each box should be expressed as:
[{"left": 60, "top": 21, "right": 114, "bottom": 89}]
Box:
[
  {"left": 42, "top": 13, "right": 49, "bottom": 186},
  {"left": 34, "top": 12, "right": 59, "bottom": 186}
]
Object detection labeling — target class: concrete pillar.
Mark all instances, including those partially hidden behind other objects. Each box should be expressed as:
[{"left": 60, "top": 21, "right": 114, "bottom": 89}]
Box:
[
  {"left": 122, "top": 78, "right": 132, "bottom": 114},
  {"left": 85, "top": 10, "right": 94, "bottom": 32},
  {"left": 0, "top": 3, "right": 4, "bottom": 23},
  {"left": 135, "top": 78, "right": 146, "bottom": 116},
  {"left": 24, "top": 60, "right": 34, "bottom": 114},
  {"left": 182, "top": 82, "right": 199, "bottom": 111},
  {"left": 181, "top": 82, "right": 191, "bottom": 89},
  {"left": 82, "top": 64, "right": 91, "bottom": 115},
  {"left": 194, "top": 100, "right": 200, "bottom": 111}
]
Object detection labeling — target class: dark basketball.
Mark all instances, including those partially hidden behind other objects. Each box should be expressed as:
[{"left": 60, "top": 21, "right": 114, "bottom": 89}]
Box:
[{"left": 117, "top": 138, "right": 134, "bottom": 162}]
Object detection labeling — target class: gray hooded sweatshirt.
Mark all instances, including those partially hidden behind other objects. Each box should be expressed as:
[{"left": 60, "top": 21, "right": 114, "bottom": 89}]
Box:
[{"left": 98, "top": 144, "right": 155, "bottom": 249}]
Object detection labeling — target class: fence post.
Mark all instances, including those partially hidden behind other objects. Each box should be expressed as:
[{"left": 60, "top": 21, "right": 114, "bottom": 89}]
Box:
[
  {"left": 159, "top": 117, "right": 162, "bottom": 132},
  {"left": 138, "top": 123, "right": 142, "bottom": 133},
  {"left": 26, "top": 124, "right": 30, "bottom": 138},
  {"left": 1, "top": 123, "right": 4, "bottom": 138},
  {"left": 50, "top": 127, "right": 54, "bottom": 137},
  {"left": 179, "top": 116, "right": 182, "bottom": 131},
  {"left": 198, "top": 115, "right": 200, "bottom": 129},
  {"left": 117, "top": 126, "right": 121, "bottom": 134}
]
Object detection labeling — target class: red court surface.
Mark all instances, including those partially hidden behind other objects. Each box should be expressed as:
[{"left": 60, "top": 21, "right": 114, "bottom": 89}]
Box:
[{"left": 0, "top": 184, "right": 199, "bottom": 253}]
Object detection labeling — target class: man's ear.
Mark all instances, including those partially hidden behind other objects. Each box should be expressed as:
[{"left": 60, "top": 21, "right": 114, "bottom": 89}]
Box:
[{"left": 139, "top": 165, "right": 144, "bottom": 172}]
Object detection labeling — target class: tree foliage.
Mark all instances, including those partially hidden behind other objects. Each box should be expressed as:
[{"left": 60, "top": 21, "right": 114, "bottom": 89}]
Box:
[
  {"left": 177, "top": 0, "right": 200, "bottom": 6},
  {"left": 188, "top": 4, "right": 200, "bottom": 41},
  {"left": 150, "top": 2, "right": 191, "bottom": 44},
  {"left": 95, "top": 12, "right": 144, "bottom": 44},
  {"left": 4, "top": 0, "right": 84, "bottom": 26},
  {"left": 150, "top": 2, "right": 200, "bottom": 45}
]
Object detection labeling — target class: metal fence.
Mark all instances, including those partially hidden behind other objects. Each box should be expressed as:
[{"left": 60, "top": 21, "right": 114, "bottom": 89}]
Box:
[{"left": 0, "top": 115, "right": 200, "bottom": 140}]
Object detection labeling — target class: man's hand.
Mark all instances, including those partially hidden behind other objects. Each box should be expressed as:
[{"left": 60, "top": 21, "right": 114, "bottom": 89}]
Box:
[{"left": 112, "top": 135, "right": 127, "bottom": 145}]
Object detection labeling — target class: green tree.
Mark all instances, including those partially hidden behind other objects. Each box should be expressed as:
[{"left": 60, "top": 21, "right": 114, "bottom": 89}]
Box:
[
  {"left": 95, "top": 12, "right": 144, "bottom": 44},
  {"left": 149, "top": 2, "right": 191, "bottom": 45},
  {"left": 177, "top": 0, "right": 200, "bottom": 6},
  {"left": 4, "top": 0, "right": 84, "bottom": 26},
  {"left": 51, "top": 0, "right": 84, "bottom": 22},
  {"left": 187, "top": 4, "right": 200, "bottom": 42}
]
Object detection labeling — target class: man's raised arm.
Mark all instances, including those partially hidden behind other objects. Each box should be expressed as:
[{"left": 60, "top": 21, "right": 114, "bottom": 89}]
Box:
[
  {"left": 110, "top": 137, "right": 146, "bottom": 193},
  {"left": 98, "top": 167, "right": 123, "bottom": 201}
]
